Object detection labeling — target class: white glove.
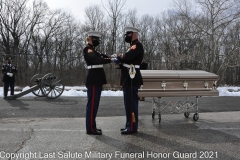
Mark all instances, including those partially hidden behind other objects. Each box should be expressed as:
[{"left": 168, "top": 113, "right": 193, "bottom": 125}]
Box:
[
  {"left": 110, "top": 54, "right": 117, "bottom": 58},
  {"left": 111, "top": 58, "right": 116, "bottom": 62},
  {"left": 111, "top": 58, "right": 121, "bottom": 64},
  {"left": 8, "top": 73, "right": 13, "bottom": 77},
  {"left": 7, "top": 72, "right": 10, "bottom": 75}
]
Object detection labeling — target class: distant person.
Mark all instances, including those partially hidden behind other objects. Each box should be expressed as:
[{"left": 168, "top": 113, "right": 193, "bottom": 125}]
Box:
[
  {"left": 83, "top": 31, "right": 112, "bottom": 135},
  {"left": 112, "top": 26, "right": 144, "bottom": 134},
  {"left": 2, "top": 56, "right": 17, "bottom": 99}
]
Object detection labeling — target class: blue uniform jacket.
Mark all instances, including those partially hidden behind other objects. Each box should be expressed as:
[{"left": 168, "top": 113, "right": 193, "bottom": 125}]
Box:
[
  {"left": 83, "top": 44, "right": 111, "bottom": 86},
  {"left": 118, "top": 40, "right": 144, "bottom": 87}
]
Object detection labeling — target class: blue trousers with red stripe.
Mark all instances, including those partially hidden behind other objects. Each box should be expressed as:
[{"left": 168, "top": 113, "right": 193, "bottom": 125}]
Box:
[
  {"left": 123, "top": 86, "right": 140, "bottom": 132},
  {"left": 86, "top": 85, "right": 102, "bottom": 133}
]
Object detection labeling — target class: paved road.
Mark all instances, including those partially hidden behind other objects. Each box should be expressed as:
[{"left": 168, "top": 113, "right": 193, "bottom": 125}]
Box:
[
  {"left": 1, "top": 96, "right": 240, "bottom": 118},
  {"left": 0, "top": 96, "right": 240, "bottom": 160}
]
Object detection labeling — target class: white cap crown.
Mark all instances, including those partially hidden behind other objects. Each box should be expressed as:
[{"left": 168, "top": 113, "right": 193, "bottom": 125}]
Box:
[
  {"left": 124, "top": 26, "right": 140, "bottom": 33},
  {"left": 87, "top": 31, "right": 102, "bottom": 38}
]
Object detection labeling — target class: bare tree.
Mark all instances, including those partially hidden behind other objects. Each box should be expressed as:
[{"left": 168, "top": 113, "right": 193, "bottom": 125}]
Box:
[
  {"left": 102, "top": 0, "right": 126, "bottom": 54},
  {"left": 84, "top": 5, "right": 107, "bottom": 54},
  {"left": 217, "top": 22, "right": 240, "bottom": 84},
  {"left": 175, "top": 0, "right": 240, "bottom": 74},
  {"left": 31, "top": 9, "right": 69, "bottom": 74},
  {"left": 84, "top": 5, "right": 105, "bottom": 30},
  {"left": 0, "top": 0, "right": 46, "bottom": 56},
  {"left": 127, "top": 8, "right": 138, "bottom": 26},
  {"left": 0, "top": 0, "right": 48, "bottom": 84},
  {"left": 138, "top": 14, "right": 158, "bottom": 69}
]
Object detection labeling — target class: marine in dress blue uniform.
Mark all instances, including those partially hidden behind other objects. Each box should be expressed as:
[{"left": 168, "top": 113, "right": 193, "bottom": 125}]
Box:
[
  {"left": 2, "top": 57, "right": 18, "bottom": 99},
  {"left": 113, "top": 27, "right": 144, "bottom": 134},
  {"left": 83, "top": 31, "right": 111, "bottom": 135}
]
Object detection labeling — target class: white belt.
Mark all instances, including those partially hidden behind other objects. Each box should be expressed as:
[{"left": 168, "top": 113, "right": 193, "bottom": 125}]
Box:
[
  {"left": 87, "top": 64, "right": 103, "bottom": 69},
  {"left": 123, "top": 63, "right": 140, "bottom": 68}
]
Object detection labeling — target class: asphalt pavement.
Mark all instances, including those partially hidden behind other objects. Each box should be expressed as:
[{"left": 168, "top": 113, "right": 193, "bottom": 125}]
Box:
[{"left": 0, "top": 96, "right": 240, "bottom": 160}]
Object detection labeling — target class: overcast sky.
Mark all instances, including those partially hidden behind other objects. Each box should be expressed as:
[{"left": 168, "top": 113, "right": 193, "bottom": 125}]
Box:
[{"left": 44, "top": 0, "right": 175, "bottom": 22}]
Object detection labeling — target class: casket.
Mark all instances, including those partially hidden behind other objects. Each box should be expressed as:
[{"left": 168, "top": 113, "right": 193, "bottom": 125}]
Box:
[
  {"left": 138, "top": 70, "right": 219, "bottom": 97},
  {"left": 138, "top": 70, "right": 219, "bottom": 122}
]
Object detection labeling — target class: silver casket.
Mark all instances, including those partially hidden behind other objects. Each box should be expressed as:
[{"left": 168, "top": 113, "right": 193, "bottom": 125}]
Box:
[
  {"left": 138, "top": 70, "right": 219, "bottom": 97},
  {"left": 138, "top": 70, "right": 219, "bottom": 122}
]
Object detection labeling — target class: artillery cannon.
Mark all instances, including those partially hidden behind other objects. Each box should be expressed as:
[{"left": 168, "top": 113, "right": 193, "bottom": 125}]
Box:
[{"left": 7, "top": 73, "right": 65, "bottom": 100}]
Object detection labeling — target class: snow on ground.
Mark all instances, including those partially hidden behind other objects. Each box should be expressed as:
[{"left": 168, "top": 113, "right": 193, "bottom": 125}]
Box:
[
  {"left": 0, "top": 86, "right": 240, "bottom": 97},
  {"left": 217, "top": 86, "right": 240, "bottom": 97}
]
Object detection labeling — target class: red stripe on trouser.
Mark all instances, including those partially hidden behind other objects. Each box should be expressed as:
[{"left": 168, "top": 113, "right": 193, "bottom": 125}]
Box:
[
  {"left": 90, "top": 86, "right": 95, "bottom": 132},
  {"left": 130, "top": 110, "right": 133, "bottom": 132},
  {"left": 130, "top": 103, "right": 133, "bottom": 132}
]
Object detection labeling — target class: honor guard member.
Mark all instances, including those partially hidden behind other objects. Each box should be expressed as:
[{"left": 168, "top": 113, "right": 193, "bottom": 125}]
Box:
[
  {"left": 2, "top": 56, "right": 18, "bottom": 99},
  {"left": 113, "top": 26, "right": 144, "bottom": 134},
  {"left": 83, "top": 31, "right": 112, "bottom": 135}
]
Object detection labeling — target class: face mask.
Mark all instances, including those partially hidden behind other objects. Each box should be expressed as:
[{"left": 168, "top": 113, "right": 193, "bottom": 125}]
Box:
[
  {"left": 92, "top": 40, "right": 100, "bottom": 47},
  {"left": 124, "top": 35, "right": 132, "bottom": 43},
  {"left": 8, "top": 61, "right": 11, "bottom": 64}
]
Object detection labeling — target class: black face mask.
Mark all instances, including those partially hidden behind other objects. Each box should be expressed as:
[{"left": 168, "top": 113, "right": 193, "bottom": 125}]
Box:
[
  {"left": 125, "top": 36, "right": 132, "bottom": 43},
  {"left": 92, "top": 40, "right": 100, "bottom": 47}
]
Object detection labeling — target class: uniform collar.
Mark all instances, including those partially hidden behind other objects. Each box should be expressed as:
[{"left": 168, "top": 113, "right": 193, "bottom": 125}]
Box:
[
  {"left": 87, "top": 43, "right": 95, "bottom": 49},
  {"left": 130, "top": 39, "right": 139, "bottom": 46}
]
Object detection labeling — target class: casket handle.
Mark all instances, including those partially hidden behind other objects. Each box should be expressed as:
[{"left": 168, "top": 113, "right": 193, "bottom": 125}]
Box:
[
  {"left": 183, "top": 81, "right": 188, "bottom": 90},
  {"left": 204, "top": 81, "right": 209, "bottom": 89},
  {"left": 161, "top": 81, "right": 166, "bottom": 90},
  {"left": 213, "top": 81, "right": 217, "bottom": 90}
]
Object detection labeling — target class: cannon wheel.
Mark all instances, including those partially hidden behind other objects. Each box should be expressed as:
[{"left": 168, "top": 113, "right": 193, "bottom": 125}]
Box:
[
  {"left": 30, "top": 74, "right": 45, "bottom": 97},
  {"left": 40, "top": 73, "right": 65, "bottom": 99}
]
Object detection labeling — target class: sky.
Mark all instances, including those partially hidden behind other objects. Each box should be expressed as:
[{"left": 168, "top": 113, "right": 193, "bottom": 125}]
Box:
[
  {"left": 43, "top": 0, "right": 176, "bottom": 22},
  {"left": 0, "top": 86, "right": 240, "bottom": 97}
]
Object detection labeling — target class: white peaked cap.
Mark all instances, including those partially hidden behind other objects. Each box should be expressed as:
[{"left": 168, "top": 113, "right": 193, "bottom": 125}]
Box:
[
  {"left": 124, "top": 26, "right": 140, "bottom": 33},
  {"left": 87, "top": 31, "right": 102, "bottom": 38}
]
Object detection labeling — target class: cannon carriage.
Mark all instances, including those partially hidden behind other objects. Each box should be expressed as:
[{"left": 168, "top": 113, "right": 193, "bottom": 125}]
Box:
[{"left": 7, "top": 73, "right": 65, "bottom": 100}]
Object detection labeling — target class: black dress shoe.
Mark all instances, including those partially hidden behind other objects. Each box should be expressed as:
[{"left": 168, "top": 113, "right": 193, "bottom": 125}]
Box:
[
  {"left": 121, "top": 129, "right": 137, "bottom": 134},
  {"left": 120, "top": 128, "right": 126, "bottom": 131},
  {"left": 96, "top": 128, "right": 102, "bottom": 132},
  {"left": 87, "top": 130, "right": 102, "bottom": 135}
]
